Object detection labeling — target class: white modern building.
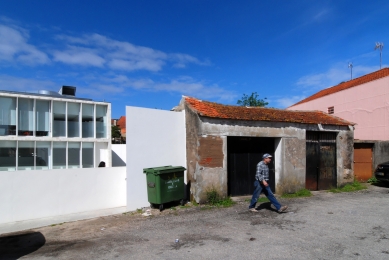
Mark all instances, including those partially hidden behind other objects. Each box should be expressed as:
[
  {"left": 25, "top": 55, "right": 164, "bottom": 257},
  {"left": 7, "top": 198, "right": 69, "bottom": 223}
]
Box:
[{"left": 0, "top": 86, "right": 111, "bottom": 171}]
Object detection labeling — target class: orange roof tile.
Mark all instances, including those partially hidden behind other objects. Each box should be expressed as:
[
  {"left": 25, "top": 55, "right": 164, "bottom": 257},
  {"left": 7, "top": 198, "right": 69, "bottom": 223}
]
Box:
[
  {"left": 291, "top": 68, "right": 389, "bottom": 106},
  {"left": 184, "top": 97, "right": 354, "bottom": 126},
  {"left": 117, "top": 116, "right": 126, "bottom": 129}
]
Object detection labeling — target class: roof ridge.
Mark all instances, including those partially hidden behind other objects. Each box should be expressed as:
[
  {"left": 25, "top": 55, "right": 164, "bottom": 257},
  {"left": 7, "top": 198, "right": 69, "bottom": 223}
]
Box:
[{"left": 184, "top": 96, "right": 354, "bottom": 126}]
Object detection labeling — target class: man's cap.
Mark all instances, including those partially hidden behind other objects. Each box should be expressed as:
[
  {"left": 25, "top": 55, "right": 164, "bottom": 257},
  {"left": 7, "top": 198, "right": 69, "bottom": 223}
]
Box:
[{"left": 262, "top": 153, "right": 272, "bottom": 159}]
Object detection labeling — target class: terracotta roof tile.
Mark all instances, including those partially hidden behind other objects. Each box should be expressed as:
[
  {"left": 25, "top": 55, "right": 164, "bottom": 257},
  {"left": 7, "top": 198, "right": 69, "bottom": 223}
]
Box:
[
  {"left": 184, "top": 96, "right": 354, "bottom": 126},
  {"left": 291, "top": 68, "right": 389, "bottom": 106},
  {"left": 117, "top": 116, "right": 126, "bottom": 129}
]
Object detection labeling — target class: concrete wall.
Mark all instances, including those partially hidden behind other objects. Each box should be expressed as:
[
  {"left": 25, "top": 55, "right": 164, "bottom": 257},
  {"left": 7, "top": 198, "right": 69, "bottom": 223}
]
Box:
[
  {"left": 112, "top": 144, "right": 126, "bottom": 167},
  {"left": 287, "top": 76, "right": 389, "bottom": 141},
  {"left": 184, "top": 106, "right": 354, "bottom": 200},
  {"left": 0, "top": 167, "right": 126, "bottom": 233},
  {"left": 126, "top": 106, "right": 186, "bottom": 211},
  {"left": 189, "top": 115, "right": 309, "bottom": 201},
  {"left": 373, "top": 141, "right": 389, "bottom": 168},
  {"left": 337, "top": 129, "right": 355, "bottom": 186}
]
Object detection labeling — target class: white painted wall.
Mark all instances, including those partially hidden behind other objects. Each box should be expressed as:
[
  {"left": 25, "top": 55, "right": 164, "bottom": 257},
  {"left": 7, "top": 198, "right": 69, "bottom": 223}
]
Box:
[
  {"left": 112, "top": 144, "right": 126, "bottom": 166},
  {"left": 0, "top": 167, "right": 126, "bottom": 227},
  {"left": 126, "top": 106, "right": 186, "bottom": 211}
]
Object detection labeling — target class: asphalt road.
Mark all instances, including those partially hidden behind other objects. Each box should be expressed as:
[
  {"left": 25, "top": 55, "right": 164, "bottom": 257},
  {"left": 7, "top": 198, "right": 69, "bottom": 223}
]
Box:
[{"left": 1, "top": 183, "right": 389, "bottom": 260}]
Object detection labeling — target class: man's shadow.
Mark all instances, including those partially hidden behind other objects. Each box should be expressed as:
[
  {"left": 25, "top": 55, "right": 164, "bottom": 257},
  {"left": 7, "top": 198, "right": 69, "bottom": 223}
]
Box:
[
  {"left": 256, "top": 202, "right": 280, "bottom": 213},
  {"left": 0, "top": 231, "right": 46, "bottom": 260}
]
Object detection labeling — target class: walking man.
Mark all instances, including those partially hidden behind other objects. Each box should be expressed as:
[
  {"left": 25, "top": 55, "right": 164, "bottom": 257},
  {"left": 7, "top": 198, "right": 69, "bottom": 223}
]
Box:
[{"left": 249, "top": 153, "right": 288, "bottom": 213}]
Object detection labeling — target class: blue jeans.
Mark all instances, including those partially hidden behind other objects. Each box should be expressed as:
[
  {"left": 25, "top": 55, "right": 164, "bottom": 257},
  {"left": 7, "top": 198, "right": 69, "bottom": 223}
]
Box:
[{"left": 249, "top": 180, "right": 281, "bottom": 210}]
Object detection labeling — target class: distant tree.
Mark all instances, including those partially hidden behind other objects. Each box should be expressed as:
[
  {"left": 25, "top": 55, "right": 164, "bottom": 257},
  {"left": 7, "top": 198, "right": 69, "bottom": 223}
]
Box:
[
  {"left": 237, "top": 92, "right": 268, "bottom": 107},
  {"left": 112, "top": 125, "right": 121, "bottom": 142}
]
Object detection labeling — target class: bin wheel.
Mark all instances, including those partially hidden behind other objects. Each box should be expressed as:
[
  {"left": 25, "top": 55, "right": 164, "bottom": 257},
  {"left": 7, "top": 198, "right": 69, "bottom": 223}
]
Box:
[
  {"left": 180, "top": 199, "right": 185, "bottom": 206},
  {"left": 159, "top": 204, "right": 163, "bottom": 211},
  {"left": 150, "top": 203, "right": 155, "bottom": 209}
]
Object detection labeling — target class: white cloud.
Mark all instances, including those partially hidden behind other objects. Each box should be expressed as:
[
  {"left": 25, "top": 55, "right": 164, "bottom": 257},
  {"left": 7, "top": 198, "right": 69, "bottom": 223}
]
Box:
[
  {"left": 272, "top": 96, "right": 307, "bottom": 108},
  {"left": 0, "top": 75, "right": 56, "bottom": 92},
  {"left": 52, "top": 46, "right": 105, "bottom": 67},
  {"left": 296, "top": 64, "right": 379, "bottom": 92},
  {"left": 54, "top": 33, "right": 208, "bottom": 71},
  {"left": 85, "top": 74, "right": 236, "bottom": 101},
  {"left": 0, "top": 24, "right": 49, "bottom": 65}
]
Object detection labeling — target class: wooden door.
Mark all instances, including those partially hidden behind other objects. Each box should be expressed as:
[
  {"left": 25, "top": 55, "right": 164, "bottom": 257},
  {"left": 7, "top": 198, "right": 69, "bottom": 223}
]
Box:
[
  {"left": 306, "top": 132, "right": 337, "bottom": 190},
  {"left": 354, "top": 145, "right": 373, "bottom": 182}
]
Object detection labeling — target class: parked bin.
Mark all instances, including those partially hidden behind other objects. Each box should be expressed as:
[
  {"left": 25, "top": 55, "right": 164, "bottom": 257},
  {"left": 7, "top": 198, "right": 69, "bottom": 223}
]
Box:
[{"left": 143, "top": 165, "right": 186, "bottom": 211}]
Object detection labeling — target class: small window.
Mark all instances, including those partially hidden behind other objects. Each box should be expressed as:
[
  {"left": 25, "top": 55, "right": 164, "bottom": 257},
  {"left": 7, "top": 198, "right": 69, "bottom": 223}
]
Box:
[{"left": 328, "top": 106, "right": 334, "bottom": 114}]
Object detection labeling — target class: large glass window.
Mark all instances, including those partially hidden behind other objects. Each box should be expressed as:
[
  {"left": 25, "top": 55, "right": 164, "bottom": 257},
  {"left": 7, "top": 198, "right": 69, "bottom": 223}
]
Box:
[
  {"left": 82, "top": 142, "right": 94, "bottom": 168},
  {"left": 36, "top": 100, "right": 50, "bottom": 137},
  {"left": 0, "top": 97, "right": 16, "bottom": 136},
  {"left": 36, "top": 142, "right": 50, "bottom": 170},
  {"left": 53, "top": 142, "right": 66, "bottom": 169},
  {"left": 96, "top": 105, "right": 107, "bottom": 138},
  {"left": 82, "top": 104, "right": 94, "bottom": 138},
  {"left": 68, "top": 142, "right": 80, "bottom": 168},
  {"left": 53, "top": 101, "right": 66, "bottom": 137},
  {"left": 68, "top": 103, "right": 80, "bottom": 137},
  {"left": 18, "top": 141, "right": 35, "bottom": 170},
  {"left": 18, "top": 98, "right": 34, "bottom": 136},
  {"left": 0, "top": 141, "right": 16, "bottom": 171}
]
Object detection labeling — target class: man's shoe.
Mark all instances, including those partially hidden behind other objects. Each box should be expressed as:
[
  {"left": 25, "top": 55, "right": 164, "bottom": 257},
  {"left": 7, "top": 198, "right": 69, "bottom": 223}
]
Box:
[
  {"left": 249, "top": 208, "right": 259, "bottom": 212},
  {"left": 278, "top": 205, "right": 288, "bottom": 213}
]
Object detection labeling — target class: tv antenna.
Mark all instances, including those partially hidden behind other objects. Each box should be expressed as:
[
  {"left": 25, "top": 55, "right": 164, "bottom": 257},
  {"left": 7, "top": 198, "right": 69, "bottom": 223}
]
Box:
[
  {"left": 374, "top": 42, "right": 384, "bottom": 69},
  {"left": 348, "top": 62, "right": 353, "bottom": 80}
]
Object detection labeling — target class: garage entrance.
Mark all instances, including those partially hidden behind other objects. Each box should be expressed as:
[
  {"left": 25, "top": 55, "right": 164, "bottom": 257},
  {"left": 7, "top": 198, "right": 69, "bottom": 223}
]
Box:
[
  {"left": 227, "top": 137, "right": 275, "bottom": 196},
  {"left": 306, "top": 131, "right": 337, "bottom": 190},
  {"left": 353, "top": 143, "right": 373, "bottom": 182}
]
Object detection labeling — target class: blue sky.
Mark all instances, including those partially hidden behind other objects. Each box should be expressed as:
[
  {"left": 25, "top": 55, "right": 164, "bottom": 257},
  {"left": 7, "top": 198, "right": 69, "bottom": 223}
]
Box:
[{"left": 0, "top": 0, "right": 388, "bottom": 119}]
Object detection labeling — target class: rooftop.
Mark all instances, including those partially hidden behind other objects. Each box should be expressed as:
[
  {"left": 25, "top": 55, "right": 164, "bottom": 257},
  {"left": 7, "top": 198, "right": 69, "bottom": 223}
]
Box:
[
  {"left": 290, "top": 68, "right": 389, "bottom": 107},
  {"left": 184, "top": 96, "right": 354, "bottom": 126}
]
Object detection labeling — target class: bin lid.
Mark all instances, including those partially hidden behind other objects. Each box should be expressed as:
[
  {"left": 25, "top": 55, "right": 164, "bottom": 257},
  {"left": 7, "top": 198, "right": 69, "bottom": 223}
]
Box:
[{"left": 143, "top": 165, "right": 186, "bottom": 175}]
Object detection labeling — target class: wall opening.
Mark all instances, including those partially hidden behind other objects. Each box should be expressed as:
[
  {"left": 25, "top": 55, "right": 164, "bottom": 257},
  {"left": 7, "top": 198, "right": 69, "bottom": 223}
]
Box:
[{"left": 227, "top": 136, "right": 275, "bottom": 196}]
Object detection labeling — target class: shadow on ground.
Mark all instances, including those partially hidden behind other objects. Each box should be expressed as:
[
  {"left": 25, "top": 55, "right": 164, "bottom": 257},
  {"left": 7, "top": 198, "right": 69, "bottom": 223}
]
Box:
[
  {"left": 372, "top": 181, "right": 389, "bottom": 189},
  {"left": 0, "top": 231, "right": 46, "bottom": 260}
]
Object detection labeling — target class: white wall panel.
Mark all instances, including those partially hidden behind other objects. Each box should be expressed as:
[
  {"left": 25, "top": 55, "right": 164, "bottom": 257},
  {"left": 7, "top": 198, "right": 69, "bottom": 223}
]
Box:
[
  {"left": 0, "top": 167, "right": 126, "bottom": 225},
  {"left": 126, "top": 106, "right": 186, "bottom": 211}
]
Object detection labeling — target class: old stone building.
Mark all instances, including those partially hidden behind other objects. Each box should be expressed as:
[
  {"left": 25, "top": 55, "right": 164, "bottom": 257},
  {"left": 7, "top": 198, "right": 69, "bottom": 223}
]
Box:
[{"left": 175, "top": 96, "right": 355, "bottom": 203}]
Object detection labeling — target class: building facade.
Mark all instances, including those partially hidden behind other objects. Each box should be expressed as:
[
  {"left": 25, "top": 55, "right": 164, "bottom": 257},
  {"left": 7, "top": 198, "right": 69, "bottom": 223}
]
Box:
[
  {"left": 0, "top": 87, "right": 111, "bottom": 171},
  {"left": 287, "top": 68, "right": 389, "bottom": 181},
  {"left": 175, "top": 96, "right": 354, "bottom": 202}
]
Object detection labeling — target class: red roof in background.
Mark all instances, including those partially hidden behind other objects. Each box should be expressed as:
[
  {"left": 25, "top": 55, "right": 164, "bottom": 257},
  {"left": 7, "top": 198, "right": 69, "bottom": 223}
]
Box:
[
  {"left": 117, "top": 116, "right": 126, "bottom": 129},
  {"left": 291, "top": 68, "right": 389, "bottom": 107},
  {"left": 184, "top": 97, "right": 354, "bottom": 126}
]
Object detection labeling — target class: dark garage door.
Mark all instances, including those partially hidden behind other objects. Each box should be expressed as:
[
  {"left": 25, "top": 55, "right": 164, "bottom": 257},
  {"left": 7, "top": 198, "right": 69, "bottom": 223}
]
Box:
[
  {"left": 227, "top": 137, "right": 275, "bottom": 196},
  {"left": 306, "top": 131, "right": 337, "bottom": 190}
]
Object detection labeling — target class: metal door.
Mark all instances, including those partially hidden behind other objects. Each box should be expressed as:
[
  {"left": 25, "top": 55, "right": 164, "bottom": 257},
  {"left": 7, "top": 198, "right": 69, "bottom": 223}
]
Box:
[
  {"left": 306, "top": 132, "right": 337, "bottom": 190},
  {"left": 354, "top": 144, "right": 373, "bottom": 182}
]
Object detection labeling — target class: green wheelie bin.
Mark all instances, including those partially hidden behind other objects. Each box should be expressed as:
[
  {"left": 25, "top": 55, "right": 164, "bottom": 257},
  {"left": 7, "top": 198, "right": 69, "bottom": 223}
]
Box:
[{"left": 143, "top": 165, "right": 186, "bottom": 211}]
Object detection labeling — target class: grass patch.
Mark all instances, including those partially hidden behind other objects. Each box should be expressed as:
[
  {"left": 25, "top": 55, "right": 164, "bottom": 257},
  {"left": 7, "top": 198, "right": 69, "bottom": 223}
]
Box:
[
  {"left": 367, "top": 177, "right": 379, "bottom": 184},
  {"left": 328, "top": 181, "right": 367, "bottom": 193},
  {"left": 281, "top": 189, "right": 312, "bottom": 198},
  {"left": 205, "top": 186, "right": 235, "bottom": 208},
  {"left": 257, "top": 197, "right": 270, "bottom": 202}
]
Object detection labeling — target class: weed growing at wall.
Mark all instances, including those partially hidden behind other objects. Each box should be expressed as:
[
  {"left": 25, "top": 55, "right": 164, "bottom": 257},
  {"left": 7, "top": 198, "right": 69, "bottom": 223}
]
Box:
[
  {"left": 329, "top": 181, "right": 367, "bottom": 193},
  {"left": 281, "top": 189, "right": 312, "bottom": 198},
  {"left": 205, "top": 186, "right": 235, "bottom": 208}
]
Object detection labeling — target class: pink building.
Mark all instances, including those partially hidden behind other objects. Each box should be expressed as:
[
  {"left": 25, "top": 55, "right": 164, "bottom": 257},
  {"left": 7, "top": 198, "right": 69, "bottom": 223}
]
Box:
[
  {"left": 288, "top": 68, "right": 389, "bottom": 141},
  {"left": 288, "top": 68, "right": 389, "bottom": 181}
]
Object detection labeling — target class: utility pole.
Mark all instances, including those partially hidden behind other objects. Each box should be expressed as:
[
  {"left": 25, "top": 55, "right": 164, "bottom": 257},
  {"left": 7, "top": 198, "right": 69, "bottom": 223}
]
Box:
[
  {"left": 348, "top": 62, "right": 353, "bottom": 80},
  {"left": 375, "top": 42, "right": 384, "bottom": 69}
]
